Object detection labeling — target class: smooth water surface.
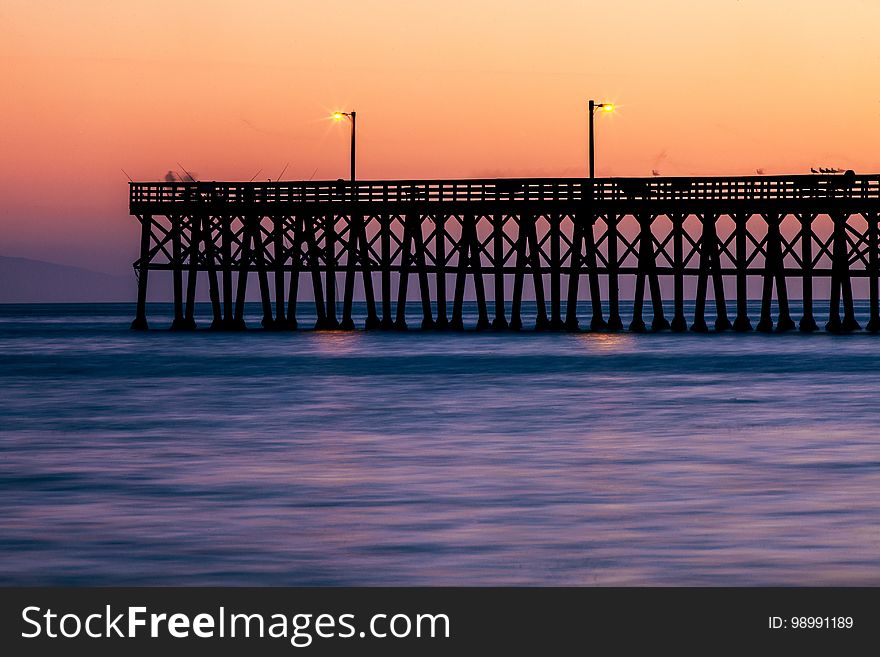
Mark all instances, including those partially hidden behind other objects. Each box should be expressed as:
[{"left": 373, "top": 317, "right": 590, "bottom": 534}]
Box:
[{"left": 1, "top": 302, "right": 879, "bottom": 585}]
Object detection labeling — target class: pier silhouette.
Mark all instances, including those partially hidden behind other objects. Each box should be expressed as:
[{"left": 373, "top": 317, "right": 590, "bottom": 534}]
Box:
[{"left": 129, "top": 173, "right": 880, "bottom": 333}]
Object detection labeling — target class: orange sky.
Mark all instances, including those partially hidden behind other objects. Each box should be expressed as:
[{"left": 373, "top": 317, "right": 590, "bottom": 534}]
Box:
[{"left": 1, "top": 0, "right": 879, "bottom": 272}]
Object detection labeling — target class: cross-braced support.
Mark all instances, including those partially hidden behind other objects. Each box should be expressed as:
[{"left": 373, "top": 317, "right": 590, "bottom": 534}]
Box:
[
  {"left": 798, "top": 213, "right": 819, "bottom": 332},
  {"left": 756, "top": 213, "right": 794, "bottom": 332},
  {"left": 732, "top": 213, "right": 752, "bottom": 331},
  {"left": 630, "top": 213, "right": 669, "bottom": 332},
  {"left": 691, "top": 213, "right": 731, "bottom": 332},
  {"left": 565, "top": 213, "right": 606, "bottom": 331},
  {"left": 604, "top": 213, "right": 624, "bottom": 332},
  {"left": 826, "top": 213, "right": 860, "bottom": 333},
  {"left": 868, "top": 212, "right": 880, "bottom": 333},
  {"left": 131, "top": 213, "right": 152, "bottom": 330},
  {"left": 669, "top": 213, "right": 688, "bottom": 332}
]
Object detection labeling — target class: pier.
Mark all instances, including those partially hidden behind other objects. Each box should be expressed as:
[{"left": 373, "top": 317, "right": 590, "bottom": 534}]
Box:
[{"left": 129, "top": 173, "right": 880, "bottom": 333}]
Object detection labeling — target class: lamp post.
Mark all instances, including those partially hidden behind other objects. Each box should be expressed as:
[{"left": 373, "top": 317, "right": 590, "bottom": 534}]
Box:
[
  {"left": 332, "top": 110, "right": 357, "bottom": 182},
  {"left": 588, "top": 100, "right": 614, "bottom": 178},
  {"left": 588, "top": 100, "right": 618, "bottom": 332}
]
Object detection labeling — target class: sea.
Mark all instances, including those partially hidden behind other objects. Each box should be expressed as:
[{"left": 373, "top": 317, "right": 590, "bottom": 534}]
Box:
[{"left": 1, "top": 301, "right": 879, "bottom": 585}]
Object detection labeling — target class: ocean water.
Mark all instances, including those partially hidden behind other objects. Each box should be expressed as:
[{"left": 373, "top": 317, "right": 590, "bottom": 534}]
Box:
[{"left": 1, "top": 301, "right": 880, "bottom": 586}]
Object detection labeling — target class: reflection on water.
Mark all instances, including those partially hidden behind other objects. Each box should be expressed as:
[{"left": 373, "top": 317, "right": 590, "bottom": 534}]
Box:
[{"left": 1, "top": 302, "right": 880, "bottom": 585}]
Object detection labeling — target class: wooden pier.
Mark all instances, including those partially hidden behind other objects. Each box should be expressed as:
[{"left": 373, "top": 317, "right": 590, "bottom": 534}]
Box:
[{"left": 129, "top": 173, "right": 880, "bottom": 333}]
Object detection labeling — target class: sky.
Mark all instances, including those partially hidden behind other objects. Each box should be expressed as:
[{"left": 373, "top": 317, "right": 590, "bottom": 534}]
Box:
[{"left": 1, "top": 0, "right": 879, "bottom": 273}]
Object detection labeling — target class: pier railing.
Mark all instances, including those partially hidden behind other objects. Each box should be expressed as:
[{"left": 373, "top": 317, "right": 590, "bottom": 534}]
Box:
[{"left": 130, "top": 174, "right": 880, "bottom": 207}]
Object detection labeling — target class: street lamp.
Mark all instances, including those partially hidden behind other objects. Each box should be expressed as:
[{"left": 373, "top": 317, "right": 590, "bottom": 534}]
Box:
[
  {"left": 332, "top": 110, "right": 357, "bottom": 182},
  {"left": 588, "top": 100, "right": 614, "bottom": 178}
]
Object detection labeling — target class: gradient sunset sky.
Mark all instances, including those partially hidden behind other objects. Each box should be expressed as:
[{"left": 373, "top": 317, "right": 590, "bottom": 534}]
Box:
[{"left": 2, "top": 0, "right": 879, "bottom": 272}]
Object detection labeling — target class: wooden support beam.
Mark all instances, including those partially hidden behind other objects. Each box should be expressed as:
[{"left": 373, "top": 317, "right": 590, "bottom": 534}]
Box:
[
  {"left": 841, "top": 265, "right": 859, "bottom": 331},
  {"left": 773, "top": 217, "right": 795, "bottom": 332},
  {"left": 492, "top": 214, "right": 508, "bottom": 329},
  {"left": 201, "top": 215, "right": 222, "bottom": 329},
  {"left": 469, "top": 215, "right": 490, "bottom": 331},
  {"left": 182, "top": 215, "right": 200, "bottom": 330},
  {"left": 605, "top": 214, "right": 623, "bottom": 331},
  {"left": 757, "top": 255, "right": 775, "bottom": 332},
  {"left": 412, "top": 214, "right": 434, "bottom": 330},
  {"left": 131, "top": 214, "right": 151, "bottom": 330},
  {"left": 827, "top": 213, "right": 860, "bottom": 332},
  {"left": 252, "top": 217, "right": 274, "bottom": 329},
  {"left": 826, "top": 214, "right": 843, "bottom": 332},
  {"left": 840, "top": 215, "right": 859, "bottom": 332},
  {"left": 732, "top": 213, "right": 752, "bottom": 331},
  {"left": 692, "top": 213, "right": 730, "bottom": 331},
  {"left": 285, "top": 216, "right": 303, "bottom": 330},
  {"left": 360, "top": 219, "right": 380, "bottom": 330},
  {"left": 631, "top": 214, "right": 668, "bottom": 332},
  {"left": 510, "top": 214, "right": 528, "bottom": 331},
  {"left": 798, "top": 214, "right": 819, "bottom": 332},
  {"left": 323, "top": 214, "right": 340, "bottom": 329},
  {"left": 757, "top": 213, "right": 794, "bottom": 332},
  {"left": 670, "top": 214, "right": 687, "bottom": 332},
  {"left": 451, "top": 216, "right": 467, "bottom": 331},
  {"left": 868, "top": 212, "right": 880, "bottom": 333},
  {"left": 341, "top": 213, "right": 362, "bottom": 330},
  {"left": 222, "top": 215, "right": 234, "bottom": 327},
  {"left": 380, "top": 215, "right": 394, "bottom": 329},
  {"left": 273, "top": 215, "right": 286, "bottom": 329},
  {"left": 584, "top": 214, "right": 606, "bottom": 331},
  {"left": 434, "top": 215, "right": 449, "bottom": 329},
  {"left": 564, "top": 215, "right": 583, "bottom": 331},
  {"left": 549, "top": 214, "right": 563, "bottom": 329},
  {"left": 630, "top": 216, "right": 647, "bottom": 333},
  {"left": 394, "top": 214, "right": 414, "bottom": 330},
  {"left": 710, "top": 220, "right": 732, "bottom": 331},
  {"left": 646, "top": 216, "right": 670, "bottom": 331},
  {"left": 527, "top": 215, "right": 550, "bottom": 330},
  {"left": 304, "top": 215, "right": 328, "bottom": 329},
  {"left": 170, "top": 214, "right": 185, "bottom": 330},
  {"left": 232, "top": 216, "right": 252, "bottom": 330},
  {"left": 692, "top": 215, "right": 710, "bottom": 333}
]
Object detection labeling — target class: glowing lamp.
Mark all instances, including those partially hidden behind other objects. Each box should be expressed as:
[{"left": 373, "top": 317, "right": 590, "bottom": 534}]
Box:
[
  {"left": 331, "top": 110, "right": 357, "bottom": 182},
  {"left": 588, "top": 99, "right": 619, "bottom": 179}
]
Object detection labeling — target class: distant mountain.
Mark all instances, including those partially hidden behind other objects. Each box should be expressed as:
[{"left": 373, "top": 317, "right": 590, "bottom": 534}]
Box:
[{"left": 0, "top": 255, "right": 136, "bottom": 302}]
